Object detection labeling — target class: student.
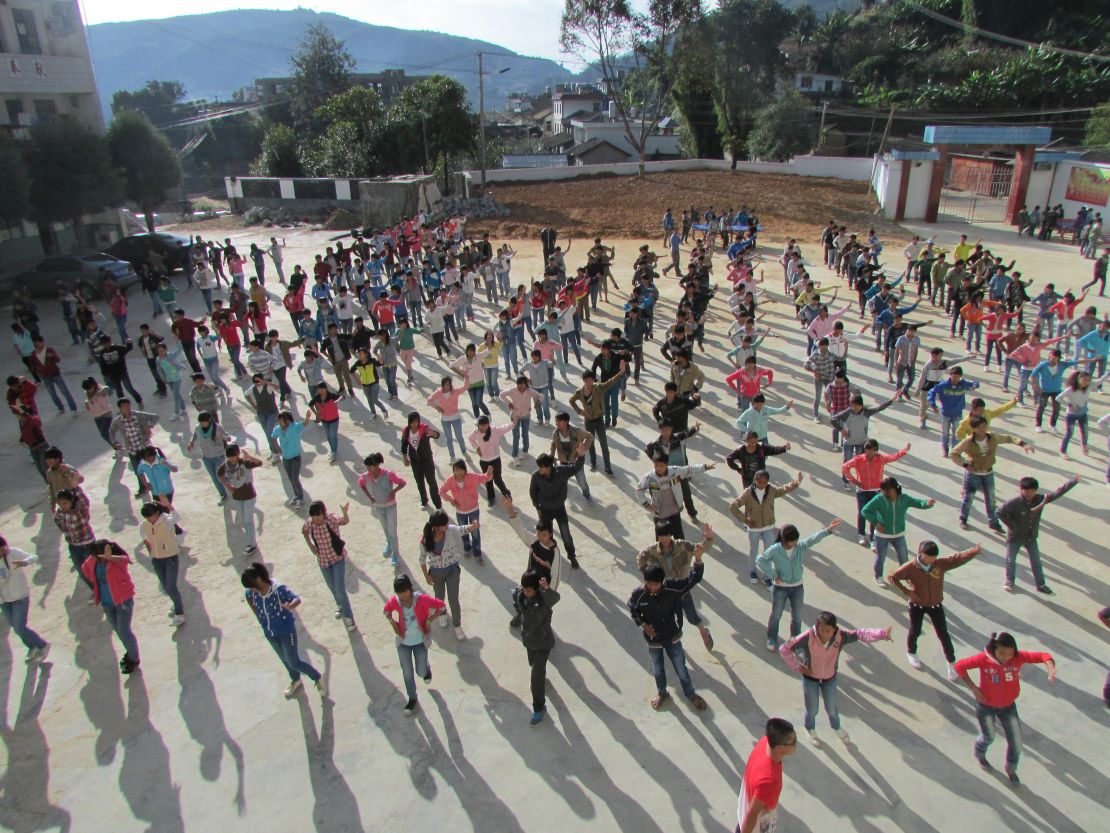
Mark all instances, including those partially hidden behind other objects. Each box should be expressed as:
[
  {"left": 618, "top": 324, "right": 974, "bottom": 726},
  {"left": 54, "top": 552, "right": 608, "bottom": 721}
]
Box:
[
  {"left": 80, "top": 540, "right": 141, "bottom": 675},
  {"left": 136, "top": 446, "right": 181, "bottom": 519},
  {"left": 271, "top": 410, "right": 310, "bottom": 507},
  {"left": 309, "top": 382, "right": 345, "bottom": 462},
  {"left": 0, "top": 535, "right": 50, "bottom": 663},
  {"left": 635, "top": 453, "right": 715, "bottom": 539},
  {"left": 468, "top": 415, "right": 518, "bottom": 516},
  {"left": 349, "top": 348, "right": 386, "bottom": 419},
  {"left": 418, "top": 511, "right": 478, "bottom": 640},
  {"left": 188, "top": 372, "right": 226, "bottom": 421},
  {"left": 400, "top": 411, "right": 443, "bottom": 511},
  {"left": 241, "top": 562, "right": 326, "bottom": 698},
  {"left": 217, "top": 444, "right": 263, "bottom": 555},
  {"left": 1029, "top": 349, "right": 1076, "bottom": 432},
  {"left": 383, "top": 573, "right": 446, "bottom": 715},
  {"left": 780, "top": 611, "right": 892, "bottom": 745},
  {"left": 735, "top": 394, "right": 793, "bottom": 444},
  {"left": 569, "top": 365, "right": 626, "bottom": 475},
  {"left": 426, "top": 377, "right": 467, "bottom": 460},
  {"left": 890, "top": 541, "right": 981, "bottom": 678},
  {"left": 953, "top": 632, "right": 1056, "bottom": 784},
  {"left": 950, "top": 416, "right": 1034, "bottom": 531},
  {"left": 1056, "top": 370, "right": 1092, "bottom": 457},
  {"left": 954, "top": 396, "right": 1018, "bottom": 440},
  {"left": 139, "top": 502, "right": 186, "bottom": 627},
  {"left": 186, "top": 411, "right": 230, "bottom": 505},
  {"left": 928, "top": 366, "right": 980, "bottom": 456},
  {"left": 53, "top": 487, "right": 96, "bottom": 593},
  {"left": 500, "top": 376, "right": 543, "bottom": 461},
  {"left": 730, "top": 469, "right": 804, "bottom": 586},
  {"left": 511, "top": 572, "right": 561, "bottom": 727},
  {"left": 358, "top": 453, "right": 406, "bottom": 565},
  {"left": 302, "top": 501, "right": 356, "bottom": 632},
  {"left": 628, "top": 544, "right": 708, "bottom": 711},
  {"left": 842, "top": 440, "right": 910, "bottom": 547},
  {"left": 439, "top": 459, "right": 494, "bottom": 563},
  {"left": 530, "top": 444, "right": 588, "bottom": 569},
  {"left": 638, "top": 520, "right": 716, "bottom": 650},
  {"left": 830, "top": 393, "right": 901, "bottom": 486},
  {"left": 109, "top": 399, "right": 160, "bottom": 497},
  {"left": 757, "top": 520, "right": 842, "bottom": 652},
  {"left": 860, "top": 477, "right": 936, "bottom": 586},
  {"left": 996, "top": 475, "right": 1078, "bottom": 594},
  {"left": 725, "top": 431, "right": 791, "bottom": 488},
  {"left": 735, "top": 718, "right": 798, "bottom": 833}
]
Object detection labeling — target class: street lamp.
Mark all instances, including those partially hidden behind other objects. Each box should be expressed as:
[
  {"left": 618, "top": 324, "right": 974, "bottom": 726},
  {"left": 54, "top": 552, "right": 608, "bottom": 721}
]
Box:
[{"left": 477, "top": 52, "right": 511, "bottom": 194}]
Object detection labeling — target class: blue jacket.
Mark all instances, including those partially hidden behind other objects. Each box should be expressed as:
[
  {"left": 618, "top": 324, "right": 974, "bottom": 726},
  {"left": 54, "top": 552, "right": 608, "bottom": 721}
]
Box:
[
  {"left": 756, "top": 528, "right": 831, "bottom": 585},
  {"left": 245, "top": 583, "right": 298, "bottom": 638},
  {"left": 928, "top": 378, "right": 980, "bottom": 418},
  {"left": 1031, "top": 360, "right": 1077, "bottom": 394},
  {"left": 1077, "top": 330, "right": 1109, "bottom": 361}
]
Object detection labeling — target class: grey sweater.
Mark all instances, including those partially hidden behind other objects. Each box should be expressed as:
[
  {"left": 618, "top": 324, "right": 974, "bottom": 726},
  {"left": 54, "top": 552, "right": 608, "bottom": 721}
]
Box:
[{"left": 830, "top": 399, "right": 894, "bottom": 445}]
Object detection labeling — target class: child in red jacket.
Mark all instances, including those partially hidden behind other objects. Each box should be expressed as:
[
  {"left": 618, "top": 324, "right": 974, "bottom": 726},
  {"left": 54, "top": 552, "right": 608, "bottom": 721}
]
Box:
[
  {"left": 383, "top": 573, "right": 447, "bottom": 715},
  {"left": 954, "top": 631, "right": 1056, "bottom": 783}
]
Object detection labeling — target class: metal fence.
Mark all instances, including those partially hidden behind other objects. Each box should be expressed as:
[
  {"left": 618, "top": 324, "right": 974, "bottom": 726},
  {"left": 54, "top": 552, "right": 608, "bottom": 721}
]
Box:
[{"left": 938, "top": 164, "right": 1013, "bottom": 223}]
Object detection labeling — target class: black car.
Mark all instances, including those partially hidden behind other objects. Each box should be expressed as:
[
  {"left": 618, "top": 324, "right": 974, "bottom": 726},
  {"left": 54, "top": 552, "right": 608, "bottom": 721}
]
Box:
[
  {"left": 103, "top": 232, "right": 193, "bottom": 273},
  {"left": 6, "top": 254, "right": 138, "bottom": 298}
]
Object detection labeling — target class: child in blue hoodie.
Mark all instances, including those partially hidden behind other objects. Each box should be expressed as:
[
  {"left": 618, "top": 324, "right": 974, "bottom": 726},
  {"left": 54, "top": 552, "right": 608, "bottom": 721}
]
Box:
[{"left": 927, "top": 366, "right": 980, "bottom": 455}]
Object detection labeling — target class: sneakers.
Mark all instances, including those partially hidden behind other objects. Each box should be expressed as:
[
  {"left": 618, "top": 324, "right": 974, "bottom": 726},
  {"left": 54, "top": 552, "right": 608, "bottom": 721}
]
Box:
[
  {"left": 749, "top": 571, "right": 759, "bottom": 584},
  {"left": 217, "top": 495, "right": 227, "bottom": 506},
  {"left": 315, "top": 678, "right": 328, "bottom": 697},
  {"left": 1005, "top": 767, "right": 1020, "bottom": 785},
  {"left": 529, "top": 708, "right": 546, "bottom": 727},
  {"left": 805, "top": 728, "right": 822, "bottom": 746},
  {"left": 874, "top": 576, "right": 887, "bottom": 587},
  {"left": 907, "top": 653, "right": 924, "bottom": 670},
  {"left": 334, "top": 608, "right": 343, "bottom": 620},
  {"left": 291, "top": 498, "right": 303, "bottom": 508},
  {"left": 1034, "top": 425, "right": 1043, "bottom": 433},
  {"left": 1036, "top": 585, "right": 1054, "bottom": 595},
  {"left": 959, "top": 520, "right": 970, "bottom": 530},
  {"left": 438, "top": 615, "right": 450, "bottom": 629},
  {"left": 858, "top": 536, "right": 868, "bottom": 546},
  {"left": 975, "top": 752, "right": 992, "bottom": 771},
  {"left": 343, "top": 617, "right": 357, "bottom": 632},
  {"left": 765, "top": 638, "right": 776, "bottom": 652},
  {"left": 699, "top": 626, "right": 714, "bottom": 651},
  {"left": 988, "top": 522, "right": 1004, "bottom": 534},
  {"left": 454, "top": 626, "right": 467, "bottom": 640},
  {"left": 423, "top": 669, "right": 432, "bottom": 683},
  {"left": 245, "top": 545, "right": 257, "bottom": 555},
  {"left": 120, "top": 656, "right": 140, "bottom": 675},
  {"left": 328, "top": 453, "right": 336, "bottom": 464},
  {"left": 1003, "top": 582, "right": 1014, "bottom": 592},
  {"left": 403, "top": 698, "right": 418, "bottom": 716},
  {"left": 27, "top": 643, "right": 50, "bottom": 664},
  {"left": 569, "top": 556, "right": 580, "bottom": 570},
  {"left": 835, "top": 728, "right": 851, "bottom": 744},
  {"left": 944, "top": 662, "right": 960, "bottom": 682},
  {"left": 284, "top": 679, "right": 304, "bottom": 698},
  {"left": 170, "top": 614, "right": 186, "bottom": 627}
]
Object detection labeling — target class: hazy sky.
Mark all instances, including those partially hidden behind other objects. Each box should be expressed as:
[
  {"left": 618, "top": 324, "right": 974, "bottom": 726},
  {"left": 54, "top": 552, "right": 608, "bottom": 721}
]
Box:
[{"left": 82, "top": 0, "right": 573, "bottom": 62}]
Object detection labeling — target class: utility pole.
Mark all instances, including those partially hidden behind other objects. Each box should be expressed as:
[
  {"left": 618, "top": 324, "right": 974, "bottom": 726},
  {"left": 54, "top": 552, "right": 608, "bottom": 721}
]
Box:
[
  {"left": 420, "top": 110, "right": 430, "bottom": 175},
  {"left": 816, "top": 100, "right": 828, "bottom": 154},
  {"left": 867, "top": 105, "right": 896, "bottom": 198},
  {"left": 477, "top": 51, "right": 487, "bottom": 194}
]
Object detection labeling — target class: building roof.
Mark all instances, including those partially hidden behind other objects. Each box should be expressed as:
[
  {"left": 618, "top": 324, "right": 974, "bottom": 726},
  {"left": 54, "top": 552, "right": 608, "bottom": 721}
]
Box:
[
  {"left": 553, "top": 89, "right": 605, "bottom": 100},
  {"left": 530, "top": 105, "right": 553, "bottom": 122},
  {"left": 567, "top": 138, "right": 631, "bottom": 159},
  {"left": 541, "top": 131, "right": 574, "bottom": 149}
]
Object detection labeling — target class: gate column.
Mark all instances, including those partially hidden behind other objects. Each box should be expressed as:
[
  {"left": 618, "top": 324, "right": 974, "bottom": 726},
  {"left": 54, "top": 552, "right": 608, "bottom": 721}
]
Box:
[
  {"left": 924, "top": 145, "right": 948, "bottom": 223},
  {"left": 1006, "top": 145, "right": 1034, "bottom": 226}
]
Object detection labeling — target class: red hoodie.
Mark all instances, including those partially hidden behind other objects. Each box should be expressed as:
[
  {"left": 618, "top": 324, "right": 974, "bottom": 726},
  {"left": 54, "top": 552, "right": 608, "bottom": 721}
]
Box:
[{"left": 953, "top": 649, "right": 1053, "bottom": 708}]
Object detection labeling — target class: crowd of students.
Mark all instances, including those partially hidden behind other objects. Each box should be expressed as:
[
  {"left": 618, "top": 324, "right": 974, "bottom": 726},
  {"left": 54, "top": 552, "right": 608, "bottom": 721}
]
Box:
[{"left": 3, "top": 206, "right": 1107, "bottom": 832}]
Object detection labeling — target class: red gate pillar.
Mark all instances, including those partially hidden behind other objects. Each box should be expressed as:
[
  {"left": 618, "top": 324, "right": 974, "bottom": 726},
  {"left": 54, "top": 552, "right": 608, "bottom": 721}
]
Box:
[
  {"left": 1006, "top": 145, "right": 1034, "bottom": 226},
  {"left": 924, "top": 145, "right": 948, "bottom": 223},
  {"left": 894, "top": 161, "right": 912, "bottom": 221}
]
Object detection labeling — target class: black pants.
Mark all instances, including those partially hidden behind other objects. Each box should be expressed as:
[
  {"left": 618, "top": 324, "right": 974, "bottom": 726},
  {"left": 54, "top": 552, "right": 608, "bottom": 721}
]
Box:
[
  {"left": 907, "top": 603, "right": 955, "bottom": 662},
  {"left": 655, "top": 513, "right": 684, "bottom": 539},
  {"left": 128, "top": 452, "right": 146, "bottom": 491},
  {"left": 1035, "top": 392, "right": 1060, "bottom": 428},
  {"left": 527, "top": 647, "right": 550, "bottom": 712},
  {"left": 181, "top": 340, "right": 202, "bottom": 374},
  {"left": 584, "top": 417, "right": 611, "bottom": 471},
  {"left": 680, "top": 478, "right": 697, "bottom": 518},
  {"left": 630, "top": 345, "right": 643, "bottom": 381},
  {"left": 273, "top": 366, "right": 292, "bottom": 400},
  {"left": 538, "top": 506, "right": 575, "bottom": 559},
  {"left": 479, "top": 457, "right": 511, "bottom": 502},
  {"left": 145, "top": 357, "right": 167, "bottom": 394},
  {"left": 432, "top": 332, "right": 449, "bottom": 357},
  {"left": 21, "top": 355, "right": 41, "bottom": 382},
  {"left": 411, "top": 459, "right": 441, "bottom": 509},
  {"left": 105, "top": 369, "right": 143, "bottom": 404}
]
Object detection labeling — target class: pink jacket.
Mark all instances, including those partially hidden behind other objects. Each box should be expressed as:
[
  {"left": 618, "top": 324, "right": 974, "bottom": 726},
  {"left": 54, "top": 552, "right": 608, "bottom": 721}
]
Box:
[
  {"left": 1007, "top": 337, "right": 1062, "bottom": 368},
  {"left": 726, "top": 367, "right": 773, "bottom": 398},
  {"left": 439, "top": 470, "right": 493, "bottom": 513},
  {"left": 427, "top": 386, "right": 467, "bottom": 419},
  {"left": 780, "top": 625, "right": 887, "bottom": 681},
  {"left": 500, "top": 387, "right": 542, "bottom": 419},
  {"left": 80, "top": 555, "right": 136, "bottom": 606},
  {"left": 469, "top": 423, "right": 512, "bottom": 460},
  {"left": 806, "top": 305, "right": 851, "bottom": 341},
  {"left": 841, "top": 448, "right": 908, "bottom": 491},
  {"left": 383, "top": 592, "right": 446, "bottom": 639}
]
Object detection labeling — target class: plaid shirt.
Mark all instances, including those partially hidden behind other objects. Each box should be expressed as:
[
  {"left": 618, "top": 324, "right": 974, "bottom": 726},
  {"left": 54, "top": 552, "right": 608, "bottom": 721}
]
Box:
[
  {"left": 302, "top": 515, "right": 345, "bottom": 566},
  {"left": 824, "top": 381, "right": 859, "bottom": 414},
  {"left": 804, "top": 350, "right": 837, "bottom": 382},
  {"left": 54, "top": 487, "right": 94, "bottom": 544}
]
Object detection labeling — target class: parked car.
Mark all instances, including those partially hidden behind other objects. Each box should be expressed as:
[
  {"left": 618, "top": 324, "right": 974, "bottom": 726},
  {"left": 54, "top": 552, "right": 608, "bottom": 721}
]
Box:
[
  {"left": 5, "top": 254, "right": 139, "bottom": 299},
  {"left": 103, "top": 232, "right": 193, "bottom": 273}
]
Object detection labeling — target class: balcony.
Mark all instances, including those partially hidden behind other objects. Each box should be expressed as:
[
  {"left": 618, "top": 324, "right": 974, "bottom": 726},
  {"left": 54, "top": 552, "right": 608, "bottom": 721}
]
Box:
[{"left": 1, "top": 51, "right": 96, "bottom": 95}]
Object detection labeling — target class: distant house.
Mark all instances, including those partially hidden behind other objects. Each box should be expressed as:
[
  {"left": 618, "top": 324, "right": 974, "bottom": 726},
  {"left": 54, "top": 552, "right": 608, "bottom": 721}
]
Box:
[
  {"left": 551, "top": 85, "right": 606, "bottom": 133},
  {"left": 567, "top": 138, "right": 632, "bottom": 166},
  {"left": 253, "top": 69, "right": 426, "bottom": 106},
  {"left": 568, "top": 114, "right": 682, "bottom": 160},
  {"left": 530, "top": 105, "right": 555, "bottom": 136},
  {"left": 794, "top": 72, "right": 843, "bottom": 95},
  {"left": 541, "top": 131, "right": 575, "bottom": 153}
]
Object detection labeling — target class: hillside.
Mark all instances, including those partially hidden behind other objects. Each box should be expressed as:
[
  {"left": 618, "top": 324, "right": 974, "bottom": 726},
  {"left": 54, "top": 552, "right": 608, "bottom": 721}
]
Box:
[{"left": 87, "top": 9, "right": 586, "bottom": 117}]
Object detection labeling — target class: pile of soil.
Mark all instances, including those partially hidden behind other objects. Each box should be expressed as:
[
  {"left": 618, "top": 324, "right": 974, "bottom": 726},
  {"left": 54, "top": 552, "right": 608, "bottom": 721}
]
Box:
[
  {"left": 471, "top": 169, "right": 903, "bottom": 247},
  {"left": 323, "top": 208, "right": 362, "bottom": 230}
]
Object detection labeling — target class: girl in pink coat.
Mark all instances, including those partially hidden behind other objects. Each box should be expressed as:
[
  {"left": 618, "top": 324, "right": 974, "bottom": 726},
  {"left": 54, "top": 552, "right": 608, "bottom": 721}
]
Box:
[{"left": 383, "top": 573, "right": 447, "bottom": 715}]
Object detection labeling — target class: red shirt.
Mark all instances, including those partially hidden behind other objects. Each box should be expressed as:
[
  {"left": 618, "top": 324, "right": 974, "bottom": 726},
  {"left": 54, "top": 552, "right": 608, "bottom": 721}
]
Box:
[
  {"left": 217, "top": 319, "right": 242, "bottom": 348},
  {"left": 313, "top": 261, "right": 332, "bottom": 281},
  {"left": 171, "top": 317, "right": 201, "bottom": 343},
  {"left": 737, "top": 737, "right": 783, "bottom": 825},
  {"left": 311, "top": 393, "right": 341, "bottom": 423},
  {"left": 953, "top": 650, "right": 1053, "bottom": 708}
]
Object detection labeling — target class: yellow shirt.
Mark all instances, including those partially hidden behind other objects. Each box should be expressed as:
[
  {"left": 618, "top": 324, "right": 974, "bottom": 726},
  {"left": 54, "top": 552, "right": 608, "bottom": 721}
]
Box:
[{"left": 955, "top": 400, "right": 1017, "bottom": 439}]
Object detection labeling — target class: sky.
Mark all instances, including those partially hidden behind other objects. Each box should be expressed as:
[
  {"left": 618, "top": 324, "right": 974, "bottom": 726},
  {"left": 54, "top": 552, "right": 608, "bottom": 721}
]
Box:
[{"left": 82, "top": 0, "right": 572, "bottom": 62}]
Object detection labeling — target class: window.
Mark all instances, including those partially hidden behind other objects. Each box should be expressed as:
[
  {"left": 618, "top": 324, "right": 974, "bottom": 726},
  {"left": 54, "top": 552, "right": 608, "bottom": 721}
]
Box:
[
  {"left": 593, "top": 101, "right": 601, "bottom": 111},
  {"left": 799, "top": 76, "right": 813, "bottom": 90},
  {"left": 33, "top": 99, "right": 57, "bottom": 123},
  {"left": 6, "top": 99, "right": 24, "bottom": 126},
  {"left": 12, "top": 9, "right": 43, "bottom": 55},
  {"left": 824, "top": 80, "right": 835, "bottom": 92}
]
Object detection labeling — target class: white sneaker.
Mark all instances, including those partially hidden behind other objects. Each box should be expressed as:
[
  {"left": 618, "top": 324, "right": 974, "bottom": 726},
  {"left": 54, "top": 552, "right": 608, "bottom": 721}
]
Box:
[
  {"left": 328, "top": 453, "right": 336, "bottom": 463},
  {"left": 35, "top": 643, "right": 50, "bottom": 663},
  {"left": 343, "top": 617, "right": 357, "bottom": 632},
  {"left": 438, "top": 615, "right": 450, "bottom": 629},
  {"left": 454, "top": 626, "right": 467, "bottom": 640},
  {"left": 284, "top": 678, "right": 304, "bottom": 698},
  {"left": 835, "top": 728, "right": 852, "bottom": 743},
  {"left": 805, "top": 728, "right": 822, "bottom": 746},
  {"left": 292, "top": 498, "right": 303, "bottom": 507},
  {"left": 1034, "top": 426, "right": 1043, "bottom": 433},
  {"left": 857, "top": 536, "right": 868, "bottom": 546},
  {"left": 946, "top": 662, "right": 960, "bottom": 682},
  {"left": 907, "top": 653, "right": 924, "bottom": 670},
  {"left": 170, "top": 614, "right": 186, "bottom": 627},
  {"left": 874, "top": 576, "right": 887, "bottom": 587},
  {"left": 334, "top": 609, "right": 343, "bottom": 619}
]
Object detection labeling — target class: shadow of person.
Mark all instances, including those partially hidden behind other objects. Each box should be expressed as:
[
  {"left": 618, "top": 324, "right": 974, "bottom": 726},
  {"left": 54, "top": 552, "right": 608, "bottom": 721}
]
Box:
[
  {"left": 296, "top": 696, "right": 365, "bottom": 833},
  {"left": 118, "top": 674, "right": 185, "bottom": 833},
  {"left": 0, "top": 662, "right": 73, "bottom": 833},
  {"left": 67, "top": 593, "right": 126, "bottom": 766}
]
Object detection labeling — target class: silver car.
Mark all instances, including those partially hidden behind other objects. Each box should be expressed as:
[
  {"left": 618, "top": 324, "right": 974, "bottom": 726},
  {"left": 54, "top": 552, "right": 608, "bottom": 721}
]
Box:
[{"left": 7, "top": 254, "right": 139, "bottom": 298}]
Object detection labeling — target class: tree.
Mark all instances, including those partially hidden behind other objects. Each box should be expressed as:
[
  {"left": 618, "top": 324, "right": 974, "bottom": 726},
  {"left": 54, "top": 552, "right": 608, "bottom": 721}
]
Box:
[
  {"left": 289, "top": 23, "right": 356, "bottom": 130},
  {"left": 0, "top": 133, "right": 30, "bottom": 224},
  {"left": 111, "top": 80, "right": 188, "bottom": 121},
  {"left": 251, "top": 124, "right": 304, "bottom": 177},
  {"left": 1084, "top": 103, "right": 1110, "bottom": 150},
  {"left": 393, "top": 76, "right": 477, "bottom": 190},
  {"left": 107, "top": 111, "right": 183, "bottom": 233},
  {"left": 561, "top": 0, "right": 704, "bottom": 176},
  {"left": 745, "top": 92, "right": 816, "bottom": 162}
]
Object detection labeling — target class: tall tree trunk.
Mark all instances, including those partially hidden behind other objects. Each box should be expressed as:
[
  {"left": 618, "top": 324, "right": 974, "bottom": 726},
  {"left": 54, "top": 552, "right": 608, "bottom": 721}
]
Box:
[{"left": 144, "top": 208, "right": 156, "bottom": 234}]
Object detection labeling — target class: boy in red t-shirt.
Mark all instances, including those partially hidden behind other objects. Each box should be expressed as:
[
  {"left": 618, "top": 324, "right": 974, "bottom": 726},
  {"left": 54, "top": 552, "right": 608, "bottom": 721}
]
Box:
[{"left": 736, "top": 718, "right": 797, "bottom": 833}]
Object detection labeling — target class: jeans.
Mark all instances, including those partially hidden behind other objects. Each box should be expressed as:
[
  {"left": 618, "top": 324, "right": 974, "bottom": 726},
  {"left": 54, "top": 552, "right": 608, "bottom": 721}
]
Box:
[
  {"left": 679, "top": 590, "right": 702, "bottom": 627},
  {"left": 266, "top": 631, "right": 320, "bottom": 682},
  {"left": 767, "top": 584, "right": 804, "bottom": 642},
  {"left": 441, "top": 417, "right": 464, "bottom": 461},
  {"left": 584, "top": 417, "right": 611, "bottom": 470},
  {"left": 965, "top": 322, "right": 982, "bottom": 352},
  {"left": 42, "top": 374, "right": 77, "bottom": 412},
  {"left": 1, "top": 597, "right": 47, "bottom": 650},
  {"left": 802, "top": 675, "right": 840, "bottom": 731},
  {"left": 510, "top": 417, "right": 531, "bottom": 457},
  {"left": 283, "top": 455, "right": 304, "bottom": 501},
  {"left": 68, "top": 542, "right": 94, "bottom": 590},
  {"left": 560, "top": 331, "right": 582, "bottom": 364},
  {"left": 907, "top": 603, "right": 955, "bottom": 662},
  {"left": 361, "top": 384, "right": 385, "bottom": 417},
  {"left": 233, "top": 497, "right": 257, "bottom": 546},
  {"left": 227, "top": 345, "right": 247, "bottom": 377},
  {"left": 1002, "top": 358, "right": 1022, "bottom": 391},
  {"left": 382, "top": 365, "right": 398, "bottom": 398},
  {"left": 148, "top": 290, "right": 163, "bottom": 316},
  {"left": 960, "top": 470, "right": 997, "bottom": 525},
  {"left": 202, "top": 455, "right": 228, "bottom": 499},
  {"left": 648, "top": 640, "right": 695, "bottom": 698},
  {"left": 841, "top": 443, "right": 864, "bottom": 482},
  {"left": 105, "top": 370, "right": 143, "bottom": 403},
  {"left": 468, "top": 385, "right": 490, "bottom": 418},
  {"left": 975, "top": 702, "right": 1022, "bottom": 768},
  {"left": 534, "top": 387, "right": 552, "bottom": 423},
  {"left": 373, "top": 503, "right": 400, "bottom": 556},
  {"left": 484, "top": 366, "right": 500, "bottom": 398},
  {"left": 527, "top": 647, "right": 551, "bottom": 712},
  {"left": 321, "top": 419, "right": 339, "bottom": 454},
  {"left": 200, "top": 288, "right": 213, "bottom": 313},
  {"left": 940, "top": 415, "right": 958, "bottom": 454},
  {"left": 151, "top": 555, "right": 184, "bottom": 615},
  {"left": 1035, "top": 392, "right": 1060, "bottom": 428},
  {"left": 203, "top": 356, "right": 231, "bottom": 393},
  {"left": 873, "top": 535, "right": 909, "bottom": 578},
  {"left": 457, "top": 508, "right": 481, "bottom": 556},
  {"left": 319, "top": 558, "right": 353, "bottom": 619},
  {"left": 29, "top": 444, "right": 48, "bottom": 482},
  {"left": 1061, "top": 413, "right": 1088, "bottom": 453},
  {"left": 603, "top": 385, "right": 620, "bottom": 424},
  {"left": 259, "top": 413, "right": 280, "bottom": 455},
  {"left": 1005, "top": 539, "right": 1046, "bottom": 587},
  {"left": 572, "top": 467, "right": 590, "bottom": 500},
  {"left": 103, "top": 598, "right": 140, "bottom": 661},
  {"left": 895, "top": 364, "right": 916, "bottom": 396},
  {"left": 747, "top": 528, "right": 777, "bottom": 577},
  {"left": 429, "top": 564, "right": 461, "bottom": 627},
  {"left": 855, "top": 490, "right": 879, "bottom": 537},
  {"left": 1014, "top": 368, "right": 1033, "bottom": 403},
  {"left": 167, "top": 378, "right": 186, "bottom": 414},
  {"left": 398, "top": 642, "right": 429, "bottom": 701}
]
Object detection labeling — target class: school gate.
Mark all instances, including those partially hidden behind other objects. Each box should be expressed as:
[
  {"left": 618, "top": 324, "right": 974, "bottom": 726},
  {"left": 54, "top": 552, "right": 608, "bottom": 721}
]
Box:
[{"left": 937, "top": 155, "right": 1014, "bottom": 223}]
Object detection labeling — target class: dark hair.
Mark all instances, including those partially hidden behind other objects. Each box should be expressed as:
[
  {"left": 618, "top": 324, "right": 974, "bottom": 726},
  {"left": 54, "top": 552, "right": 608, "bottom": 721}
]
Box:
[
  {"left": 969, "top": 415, "right": 988, "bottom": 429},
  {"left": 535, "top": 453, "right": 554, "bottom": 468},
  {"left": 776, "top": 524, "right": 800, "bottom": 545},
  {"left": 364, "top": 452, "right": 384, "bottom": 467},
  {"left": 44, "top": 447, "right": 63, "bottom": 461},
  {"left": 863, "top": 439, "right": 879, "bottom": 451},
  {"left": 225, "top": 444, "right": 241, "bottom": 457},
  {"left": 536, "top": 520, "right": 553, "bottom": 535},
  {"left": 919, "top": 540, "right": 940, "bottom": 557},
  {"left": 765, "top": 717, "right": 797, "bottom": 749},
  {"left": 816, "top": 611, "right": 838, "bottom": 629},
  {"left": 654, "top": 520, "right": 675, "bottom": 538},
  {"left": 970, "top": 397, "right": 986, "bottom": 409},
  {"left": 520, "top": 572, "right": 541, "bottom": 590},
  {"left": 240, "top": 562, "right": 271, "bottom": 588},
  {"left": 422, "top": 510, "right": 450, "bottom": 552},
  {"left": 850, "top": 394, "right": 864, "bottom": 405},
  {"left": 307, "top": 500, "right": 326, "bottom": 517},
  {"left": 986, "top": 632, "right": 1018, "bottom": 656},
  {"left": 393, "top": 574, "right": 413, "bottom": 593},
  {"left": 1019, "top": 476, "right": 1038, "bottom": 490},
  {"left": 651, "top": 451, "right": 670, "bottom": 465},
  {"left": 555, "top": 411, "right": 570, "bottom": 423},
  {"left": 880, "top": 476, "right": 901, "bottom": 494},
  {"left": 664, "top": 381, "right": 678, "bottom": 392},
  {"left": 642, "top": 565, "right": 666, "bottom": 583}
]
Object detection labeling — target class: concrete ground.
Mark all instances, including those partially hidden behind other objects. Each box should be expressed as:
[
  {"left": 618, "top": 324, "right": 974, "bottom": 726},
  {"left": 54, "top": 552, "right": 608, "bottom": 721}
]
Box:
[{"left": 0, "top": 219, "right": 1107, "bottom": 833}]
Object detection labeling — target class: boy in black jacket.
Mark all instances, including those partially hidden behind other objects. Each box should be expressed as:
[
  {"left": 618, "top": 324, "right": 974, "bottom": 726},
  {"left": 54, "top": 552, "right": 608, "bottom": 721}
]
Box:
[
  {"left": 529, "top": 443, "right": 588, "bottom": 568},
  {"left": 628, "top": 548, "right": 708, "bottom": 711},
  {"left": 511, "top": 572, "right": 560, "bottom": 727}
]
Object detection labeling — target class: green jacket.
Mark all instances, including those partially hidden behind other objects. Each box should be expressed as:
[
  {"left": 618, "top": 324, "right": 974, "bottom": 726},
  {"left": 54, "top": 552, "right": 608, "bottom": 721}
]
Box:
[{"left": 860, "top": 492, "right": 932, "bottom": 537}]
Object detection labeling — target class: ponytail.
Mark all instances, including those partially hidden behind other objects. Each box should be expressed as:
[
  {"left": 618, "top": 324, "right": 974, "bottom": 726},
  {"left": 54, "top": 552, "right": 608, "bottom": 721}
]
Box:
[{"left": 986, "top": 631, "right": 1017, "bottom": 657}]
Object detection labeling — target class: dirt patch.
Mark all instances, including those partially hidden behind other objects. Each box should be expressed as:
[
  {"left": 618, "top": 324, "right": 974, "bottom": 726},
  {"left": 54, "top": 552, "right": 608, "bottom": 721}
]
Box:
[{"left": 471, "top": 169, "right": 908, "bottom": 248}]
